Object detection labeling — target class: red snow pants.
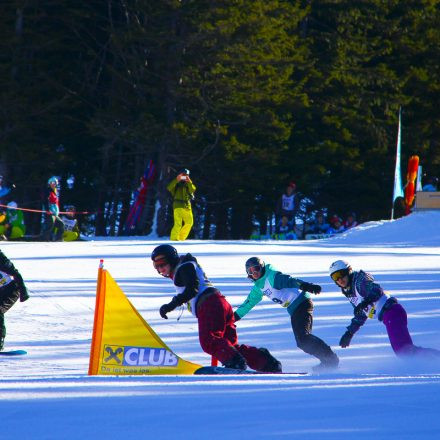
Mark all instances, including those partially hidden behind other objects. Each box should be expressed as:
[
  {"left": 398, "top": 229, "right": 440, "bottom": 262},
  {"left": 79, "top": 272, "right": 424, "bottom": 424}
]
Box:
[{"left": 197, "top": 290, "right": 269, "bottom": 370}]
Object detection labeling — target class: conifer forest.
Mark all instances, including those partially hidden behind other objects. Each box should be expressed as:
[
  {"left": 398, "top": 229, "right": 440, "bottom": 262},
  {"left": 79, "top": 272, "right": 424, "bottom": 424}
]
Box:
[{"left": 1, "top": 1, "right": 439, "bottom": 238}]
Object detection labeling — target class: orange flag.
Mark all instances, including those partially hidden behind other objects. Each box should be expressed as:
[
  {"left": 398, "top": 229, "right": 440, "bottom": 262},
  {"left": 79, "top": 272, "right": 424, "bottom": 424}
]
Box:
[
  {"left": 404, "top": 155, "right": 419, "bottom": 214},
  {"left": 88, "top": 261, "right": 201, "bottom": 375}
]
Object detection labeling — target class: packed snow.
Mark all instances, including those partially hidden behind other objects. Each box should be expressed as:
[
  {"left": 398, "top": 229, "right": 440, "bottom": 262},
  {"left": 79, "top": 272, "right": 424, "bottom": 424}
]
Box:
[{"left": 1, "top": 210, "right": 440, "bottom": 439}]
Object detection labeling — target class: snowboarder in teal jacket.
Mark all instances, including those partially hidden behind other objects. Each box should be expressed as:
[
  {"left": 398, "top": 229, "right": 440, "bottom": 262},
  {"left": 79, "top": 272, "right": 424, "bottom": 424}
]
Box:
[{"left": 234, "top": 257, "right": 339, "bottom": 371}]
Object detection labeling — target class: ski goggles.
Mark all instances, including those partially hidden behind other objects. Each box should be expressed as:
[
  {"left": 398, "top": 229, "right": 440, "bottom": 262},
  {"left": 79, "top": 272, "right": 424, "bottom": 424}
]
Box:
[
  {"left": 247, "top": 265, "right": 262, "bottom": 276},
  {"left": 153, "top": 258, "right": 168, "bottom": 270},
  {"left": 331, "top": 269, "right": 349, "bottom": 282}
]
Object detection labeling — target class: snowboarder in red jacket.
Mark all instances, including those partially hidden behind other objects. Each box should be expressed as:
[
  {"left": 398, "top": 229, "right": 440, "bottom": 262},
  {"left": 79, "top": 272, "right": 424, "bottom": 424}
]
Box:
[{"left": 151, "top": 244, "right": 282, "bottom": 372}]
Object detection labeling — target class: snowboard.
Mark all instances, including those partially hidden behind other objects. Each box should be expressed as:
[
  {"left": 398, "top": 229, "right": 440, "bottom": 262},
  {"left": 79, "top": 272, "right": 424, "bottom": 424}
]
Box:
[
  {"left": 194, "top": 366, "right": 307, "bottom": 375},
  {"left": 0, "top": 349, "right": 27, "bottom": 356}
]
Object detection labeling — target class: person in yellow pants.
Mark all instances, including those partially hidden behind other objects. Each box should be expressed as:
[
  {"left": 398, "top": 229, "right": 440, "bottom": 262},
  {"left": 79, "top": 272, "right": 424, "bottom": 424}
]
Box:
[
  {"left": 60, "top": 205, "right": 80, "bottom": 241},
  {"left": 167, "top": 169, "right": 196, "bottom": 241},
  {"left": 0, "top": 202, "right": 25, "bottom": 240}
]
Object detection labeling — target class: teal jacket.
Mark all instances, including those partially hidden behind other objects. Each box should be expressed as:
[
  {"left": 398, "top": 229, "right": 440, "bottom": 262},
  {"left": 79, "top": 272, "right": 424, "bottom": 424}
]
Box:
[{"left": 235, "top": 263, "right": 311, "bottom": 318}]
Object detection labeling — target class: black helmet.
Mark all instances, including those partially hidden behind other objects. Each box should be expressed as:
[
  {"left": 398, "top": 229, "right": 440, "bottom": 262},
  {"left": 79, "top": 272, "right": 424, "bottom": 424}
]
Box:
[
  {"left": 179, "top": 168, "right": 190, "bottom": 175},
  {"left": 151, "top": 244, "right": 179, "bottom": 268},
  {"left": 245, "top": 257, "right": 265, "bottom": 280}
]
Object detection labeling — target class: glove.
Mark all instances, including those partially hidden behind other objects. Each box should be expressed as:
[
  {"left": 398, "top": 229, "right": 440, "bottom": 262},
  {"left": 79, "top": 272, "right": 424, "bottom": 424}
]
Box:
[
  {"left": 354, "top": 300, "right": 370, "bottom": 316},
  {"left": 19, "top": 287, "right": 30, "bottom": 302},
  {"left": 233, "top": 311, "right": 241, "bottom": 322},
  {"left": 159, "top": 302, "right": 175, "bottom": 319},
  {"left": 13, "top": 272, "right": 29, "bottom": 302},
  {"left": 339, "top": 330, "right": 354, "bottom": 348},
  {"left": 300, "top": 282, "right": 321, "bottom": 294}
]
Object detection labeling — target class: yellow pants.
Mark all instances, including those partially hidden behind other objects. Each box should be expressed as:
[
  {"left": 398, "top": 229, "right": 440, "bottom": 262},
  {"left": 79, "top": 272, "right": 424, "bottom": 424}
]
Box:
[
  {"left": 63, "top": 230, "right": 79, "bottom": 241},
  {"left": 170, "top": 208, "right": 194, "bottom": 241},
  {"left": 0, "top": 225, "right": 25, "bottom": 239}
]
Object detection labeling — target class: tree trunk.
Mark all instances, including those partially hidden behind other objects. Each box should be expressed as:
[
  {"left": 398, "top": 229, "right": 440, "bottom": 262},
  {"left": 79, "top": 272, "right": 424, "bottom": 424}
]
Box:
[
  {"left": 202, "top": 202, "right": 212, "bottom": 240},
  {"left": 214, "top": 205, "right": 228, "bottom": 239},
  {"left": 95, "top": 141, "right": 113, "bottom": 235}
]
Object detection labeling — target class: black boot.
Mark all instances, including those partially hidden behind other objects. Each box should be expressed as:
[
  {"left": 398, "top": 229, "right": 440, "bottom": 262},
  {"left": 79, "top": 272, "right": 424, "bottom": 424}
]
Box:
[
  {"left": 312, "top": 352, "right": 339, "bottom": 372},
  {"left": 258, "top": 347, "right": 282, "bottom": 373},
  {"left": 20, "top": 288, "right": 30, "bottom": 302},
  {"left": 223, "top": 352, "right": 247, "bottom": 370}
]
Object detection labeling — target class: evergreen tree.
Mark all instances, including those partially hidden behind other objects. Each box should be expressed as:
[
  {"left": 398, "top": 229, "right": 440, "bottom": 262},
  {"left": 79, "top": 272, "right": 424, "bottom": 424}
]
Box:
[
  {"left": 0, "top": 0, "right": 439, "bottom": 237},
  {"left": 294, "top": 0, "right": 440, "bottom": 221}
]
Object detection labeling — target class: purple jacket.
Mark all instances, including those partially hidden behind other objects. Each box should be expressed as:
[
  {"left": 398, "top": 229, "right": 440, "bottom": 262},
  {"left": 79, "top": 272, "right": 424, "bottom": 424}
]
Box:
[{"left": 341, "top": 270, "right": 396, "bottom": 334}]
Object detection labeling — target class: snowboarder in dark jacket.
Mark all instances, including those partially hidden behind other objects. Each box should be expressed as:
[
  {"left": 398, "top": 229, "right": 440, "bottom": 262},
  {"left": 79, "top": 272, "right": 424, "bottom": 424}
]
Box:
[
  {"left": 151, "top": 244, "right": 282, "bottom": 372},
  {"left": 329, "top": 260, "right": 440, "bottom": 358},
  {"left": 0, "top": 249, "right": 29, "bottom": 350}
]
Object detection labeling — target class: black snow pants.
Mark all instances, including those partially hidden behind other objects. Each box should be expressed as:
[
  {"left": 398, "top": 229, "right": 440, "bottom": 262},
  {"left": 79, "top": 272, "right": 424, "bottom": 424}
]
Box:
[
  {"left": 290, "top": 298, "right": 337, "bottom": 363},
  {"left": 0, "top": 283, "right": 20, "bottom": 348}
]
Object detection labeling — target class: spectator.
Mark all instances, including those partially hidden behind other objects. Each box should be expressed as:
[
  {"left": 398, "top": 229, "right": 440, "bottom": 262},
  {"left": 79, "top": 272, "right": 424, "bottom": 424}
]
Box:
[
  {"left": 343, "top": 212, "right": 358, "bottom": 230},
  {"left": 422, "top": 177, "right": 438, "bottom": 192},
  {"left": 0, "top": 249, "right": 29, "bottom": 351},
  {"left": 60, "top": 205, "right": 80, "bottom": 241},
  {"left": 275, "top": 181, "right": 300, "bottom": 225},
  {"left": 274, "top": 215, "right": 297, "bottom": 240},
  {"left": 250, "top": 225, "right": 261, "bottom": 240},
  {"left": 41, "top": 176, "right": 65, "bottom": 241},
  {"left": 307, "top": 211, "right": 330, "bottom": 235},
  {"left": 0, "top": 175, "right": 13, "bottom": 203},
  {"left": 327, "top": 215, "right": 345, "bottom": 234},
  {"left": 0, "top": 207, "right": 6, "bottom": 240},
  {"left": 0, "top": 202, "right": 25, "bottom": 240},
  {"left": 167, "top": 169, "right": 196, "bottom": 241}
]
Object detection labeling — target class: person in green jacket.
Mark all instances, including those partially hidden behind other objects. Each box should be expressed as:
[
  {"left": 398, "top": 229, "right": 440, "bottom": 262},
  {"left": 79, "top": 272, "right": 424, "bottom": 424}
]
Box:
[
  {"left": 0, "top": 202, "right": 25, "bottom": 240},
  {"left": 167, "top": 169, "right": 196, "bottom": 241},
  {"left": 234, "top": 257, "right": 339, "bottom": 371}
]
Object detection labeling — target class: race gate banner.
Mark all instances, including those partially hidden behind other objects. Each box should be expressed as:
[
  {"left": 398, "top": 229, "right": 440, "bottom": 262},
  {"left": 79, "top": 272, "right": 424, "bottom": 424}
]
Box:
[{"left": 88, "top": 261, "right": 201, "bottom": 375}]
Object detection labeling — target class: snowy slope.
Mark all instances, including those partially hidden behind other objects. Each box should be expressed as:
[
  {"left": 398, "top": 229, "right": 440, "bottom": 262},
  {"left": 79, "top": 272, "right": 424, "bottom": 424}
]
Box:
[{"left": 1, "top": 211, "right": 440, "bottom": 439}]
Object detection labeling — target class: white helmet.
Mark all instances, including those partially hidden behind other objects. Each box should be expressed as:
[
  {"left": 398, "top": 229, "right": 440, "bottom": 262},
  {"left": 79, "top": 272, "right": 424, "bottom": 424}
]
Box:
[
  {"left": 329, "top": 260, "right": 350, "bottom": 275},
  {"left": 329, "top": 260, "right": 352, "bottom": 282}
]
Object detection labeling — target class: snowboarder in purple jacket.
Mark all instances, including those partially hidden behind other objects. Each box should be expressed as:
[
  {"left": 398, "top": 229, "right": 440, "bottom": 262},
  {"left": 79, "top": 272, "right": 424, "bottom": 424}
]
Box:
[{"left": 329, "top": 260, "right": 440, "bottom": 358}]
